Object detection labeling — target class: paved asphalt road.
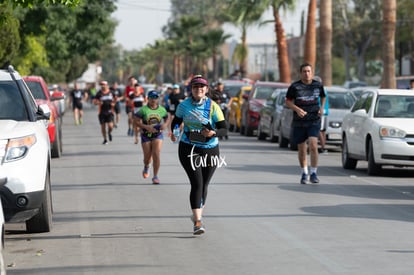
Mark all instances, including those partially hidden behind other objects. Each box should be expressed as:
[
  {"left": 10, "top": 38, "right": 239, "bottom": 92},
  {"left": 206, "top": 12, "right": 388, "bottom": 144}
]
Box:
[{"left": 3, "top": 106, "right": 414, "bottom": 275}]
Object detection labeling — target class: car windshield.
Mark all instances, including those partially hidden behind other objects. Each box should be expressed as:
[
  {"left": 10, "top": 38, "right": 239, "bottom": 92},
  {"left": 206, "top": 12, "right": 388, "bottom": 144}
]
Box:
[
  {"left": 26, "top": 81, "right": 47, "bottom": 100},
  {"left": 328, "top": 92, "right": 355, "bottom": 109},
  {"left": 224, "top": 85, "right": 246, "bottom": 98},
  {"left": 242, "top": 90, "right": 250, "bottom": 97},
  {"left": 375, "top": 95, "right": 414, "bottom": 118},
  {"left": 0, "top": 82, "right": 28, "bottom": 121},
  {"left": 254, "top": 86, "right": 276, "bottom": 99}
]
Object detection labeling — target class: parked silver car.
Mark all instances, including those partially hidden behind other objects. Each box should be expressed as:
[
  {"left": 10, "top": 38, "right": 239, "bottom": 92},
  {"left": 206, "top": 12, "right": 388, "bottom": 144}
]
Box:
[
  {"left": 279, "top": 86, "right": 355, "bottom": 149},
  {"left": 325, "top": 86, "right": 356, "bottom": 145}
]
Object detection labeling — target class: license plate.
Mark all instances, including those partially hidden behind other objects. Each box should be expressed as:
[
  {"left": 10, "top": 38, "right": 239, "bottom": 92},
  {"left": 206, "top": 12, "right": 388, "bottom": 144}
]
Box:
[{"left": 328, "top": 133, "right": 341, "bottom": 140}]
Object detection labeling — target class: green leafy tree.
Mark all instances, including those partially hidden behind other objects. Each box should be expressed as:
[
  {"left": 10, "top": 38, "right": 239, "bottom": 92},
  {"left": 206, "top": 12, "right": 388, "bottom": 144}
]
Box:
[
  {"left": 0, "top": 3, "right": 20, "bottom": 68},
  {"left": 395, "top": 0, "right": 414, "bottom": 75},
  {"left": 13, "top": 0, "right": 116, "bottom": 82},
  {"left": 333, "top": 0, "right": 382, "bottom": 82},
  {"left": 0, "top": 0, "right": 80, "bottom": 8}
]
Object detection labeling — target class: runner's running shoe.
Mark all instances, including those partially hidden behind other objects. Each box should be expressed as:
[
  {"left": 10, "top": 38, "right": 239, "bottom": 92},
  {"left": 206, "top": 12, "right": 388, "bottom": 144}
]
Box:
[
  {"left": 193, "top": 220, "right": 205, "bottom": 235},
  {"left": 152, "top": 176, "right": 160, "bottom": 184},
  {"left": 142, "top": 166, "right": 149, "bottom": 178},
  {"left": 310, "top": 173, "right": 319, "bottom": 184},
  {"left": 300, "top": 173, "right": 309, "bottom": 184}
]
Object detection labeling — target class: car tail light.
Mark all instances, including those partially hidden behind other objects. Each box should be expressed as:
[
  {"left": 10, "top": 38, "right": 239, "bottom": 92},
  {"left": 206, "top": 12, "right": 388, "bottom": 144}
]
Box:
[
  {"left": 4, "top": 135, "right": 37, "bottom": 162},
  {"left": 48, "top": 109, "right": 55, "bottom": 123}
]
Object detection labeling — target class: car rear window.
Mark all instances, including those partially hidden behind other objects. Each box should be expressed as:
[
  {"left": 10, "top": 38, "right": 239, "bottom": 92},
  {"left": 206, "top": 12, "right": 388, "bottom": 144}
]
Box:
[
  {"left": 253, "top": 86, "right": 276, "bottom": 99},
  {"left": 26, "top": 81, "right": 47, "bottom": 100},
  {"left": 328, "top": 92, "right": 355, "bottom": 109}
]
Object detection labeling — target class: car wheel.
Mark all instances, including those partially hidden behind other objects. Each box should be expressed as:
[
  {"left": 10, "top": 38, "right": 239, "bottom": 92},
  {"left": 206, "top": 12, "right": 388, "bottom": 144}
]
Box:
[
  {"left": 245, "top": 125, "right": 253, "bottom": 136},
  {"left": 58, "top": 119, "right": 63, "bottom": 155},
  {"left": 26, "top": 169, "right": 53, "bottom": 233},
  {"left": 279, "top": 130, "right": 289, "bottom": 148},
  {"left": 235, "top": 124, "right": 240, "bottom": 132},
  {"left": 240, "top": 113, "right": 246, "bottom": 135},
  {"left": 367, "top": 139, "right": 381, "bottom": 175},
  {"left": 269, "top": 122, "right": 278, "bottom": 143},
  {"left": 51, "top": 120, "right": 62, "bottom": 158},
  {"left": 257, "top": 123, "right": 266, "bottom": 140},
  {"left": 342, "top": 135, "right": 357, "bottom": 169}
]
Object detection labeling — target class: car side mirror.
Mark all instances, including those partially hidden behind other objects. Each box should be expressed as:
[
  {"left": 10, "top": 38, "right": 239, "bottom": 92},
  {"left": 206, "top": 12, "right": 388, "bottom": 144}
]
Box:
[
  {"left": 37, "top": 104, "right": 51, "bottom": 120},
  {"left": 242, "top": 94, "right": 249, "bottom": 100},
  {"left": 353, "top": 109, "right": 367, "bottom": 115}
]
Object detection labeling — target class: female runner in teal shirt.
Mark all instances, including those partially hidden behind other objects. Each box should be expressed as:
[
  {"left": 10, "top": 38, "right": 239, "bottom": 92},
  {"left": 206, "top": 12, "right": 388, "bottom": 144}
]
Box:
[{"left": 170, "top": 75, "right": 227, "bottom": 235}]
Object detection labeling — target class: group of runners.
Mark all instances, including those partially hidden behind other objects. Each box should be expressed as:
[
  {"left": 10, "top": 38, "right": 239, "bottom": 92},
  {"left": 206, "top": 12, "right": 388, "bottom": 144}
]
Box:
[{"left": 68, "top": 64, "right": 325, "bottom": 236}]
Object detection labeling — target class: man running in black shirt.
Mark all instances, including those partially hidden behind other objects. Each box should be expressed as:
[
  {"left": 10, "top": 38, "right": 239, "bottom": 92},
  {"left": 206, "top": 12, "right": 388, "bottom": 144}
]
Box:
[
  {"left": 94, "top": 81, "right": 117, "bottom": 145},
  {"left": 285, "top": 63, "right": 326, "bottom": 184}
]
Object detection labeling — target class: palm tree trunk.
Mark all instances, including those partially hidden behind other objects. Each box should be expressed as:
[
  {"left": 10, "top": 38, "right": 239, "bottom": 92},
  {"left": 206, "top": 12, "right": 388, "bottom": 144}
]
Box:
[
  {"left": 213, "top": 49, "right": 218, "bottom": 81},
  {"left": 319, "top": 0, "right": 332, "bottom": 86},
  {"left": 240, "top": 28, "right": 248, "bottom": 78},
  {"left": 304, "top": 0, "right": 317, "bottom": 68},
  {"left": 381, "top": 0, "right": 396, "bottom": 88},
  {"left": 272, "top": 3, "right": 291, "bottom": 83}
]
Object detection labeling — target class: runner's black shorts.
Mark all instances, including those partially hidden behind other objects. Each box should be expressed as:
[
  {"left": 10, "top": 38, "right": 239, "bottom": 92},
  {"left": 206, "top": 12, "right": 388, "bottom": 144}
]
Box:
[
  {"left": 291, "top": 120, "right": 321, "bottom": 145},
  {"left": 98, "top": 113, "right": 114, "bottom": 124}
]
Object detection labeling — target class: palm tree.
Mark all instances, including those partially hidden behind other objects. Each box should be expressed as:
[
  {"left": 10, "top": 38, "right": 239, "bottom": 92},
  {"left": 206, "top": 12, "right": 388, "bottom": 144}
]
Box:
[
  {"left": 304, "top": 0, "right": 317, "bottom": 68},
  {"left": 165, "top": 16, "right": 204, "bottom": 77},
  {"left": 268, "top": 0, "right": 295, "bottom": 83},
  {"left": 381, "top": 0, "right": 396, "bottom": 88},
  {"left": 319, "top": 0, "right": 332, "bottom": 85},
  {"left": 201, "top": 29, "right": 231, "bottom": 81},
  {"left": 225, "top": 0, "right": 268, "bottom": 78}
]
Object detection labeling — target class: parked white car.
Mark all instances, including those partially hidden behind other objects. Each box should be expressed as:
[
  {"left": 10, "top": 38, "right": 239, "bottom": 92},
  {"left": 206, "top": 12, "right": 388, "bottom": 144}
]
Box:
[
  {"left": 0, "top": 194, "right": 5, "bottom": 275},
  {"left": 341, "top": 88, "right": 414, "bottom": 175},
  {"left": 0, "top": 66, "right": 53, "bottom": 233}
]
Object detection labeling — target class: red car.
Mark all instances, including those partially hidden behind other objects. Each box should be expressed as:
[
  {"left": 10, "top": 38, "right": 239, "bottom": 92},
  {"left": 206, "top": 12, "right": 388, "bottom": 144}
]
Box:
[
  {"left": 24, "top": 76, "right": 64, "bottom": 158},
  {"left": 240, "top": 81, "right": 289, "bottom": 136}
]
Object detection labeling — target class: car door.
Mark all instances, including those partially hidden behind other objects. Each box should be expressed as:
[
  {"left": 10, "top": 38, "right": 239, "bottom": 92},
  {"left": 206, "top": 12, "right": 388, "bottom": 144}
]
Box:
[{"left": 347, "top": 92, "right": 373, "bottom": 156}]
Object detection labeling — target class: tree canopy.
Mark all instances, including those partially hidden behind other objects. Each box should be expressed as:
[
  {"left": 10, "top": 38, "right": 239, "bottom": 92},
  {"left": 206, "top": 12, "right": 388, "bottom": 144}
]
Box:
[
  {"left": 2, "top": 0, "right": 117, "bottom": 83},
  {"left": 0, "top": 0, "right": 80, "bottom": 8}
]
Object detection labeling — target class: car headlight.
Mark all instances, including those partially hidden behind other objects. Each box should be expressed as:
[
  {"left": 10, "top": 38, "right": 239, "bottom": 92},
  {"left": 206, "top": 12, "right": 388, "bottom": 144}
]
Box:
[
  {"left": 329, "top": 121, "right": 342, "bottom": 128},
  {"left": 379, "top": 126, "right": 406, "bottom": 138},
  {"left": 5, "top": 135, "right": 37, "bottom": 162}
]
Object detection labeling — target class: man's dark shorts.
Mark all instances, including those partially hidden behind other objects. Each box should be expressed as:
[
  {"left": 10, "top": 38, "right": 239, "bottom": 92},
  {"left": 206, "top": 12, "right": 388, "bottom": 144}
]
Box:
[
  {"left": 291, "top": 120, "right": 321, "bottom": 145},
  {"left": 114, "top": 102, "right": 121, "bottom": 114},
  {"left": 98, "top": 113, "right": 114, "bottom": 124},
  {"left": 125, "top": 105, "right": 131, "bottom": 114},
  {"left": 73, "top": 102, "right": 83, "bottom": 110}
]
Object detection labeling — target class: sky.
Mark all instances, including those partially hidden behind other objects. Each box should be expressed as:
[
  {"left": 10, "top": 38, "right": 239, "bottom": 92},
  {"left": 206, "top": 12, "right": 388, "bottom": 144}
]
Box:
[{"left": 112, "top": 0, "right": 309, "bottom": 51}]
